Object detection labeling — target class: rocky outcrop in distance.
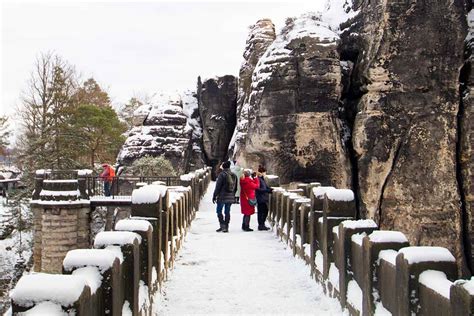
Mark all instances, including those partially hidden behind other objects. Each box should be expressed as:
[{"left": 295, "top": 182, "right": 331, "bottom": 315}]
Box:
[
  {"left": 197, "top": 75, "right": 237, "bottom": 177},
  {"left": 117, "top": 91, "right": 203, "bottom": 173},
  {"left": 232, "top": 13, "right": 352, "bottom": 188}
]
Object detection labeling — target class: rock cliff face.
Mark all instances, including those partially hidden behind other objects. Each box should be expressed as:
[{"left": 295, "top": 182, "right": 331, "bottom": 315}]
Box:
[
  {"left": 197, "top": 76, "right": 237, "bottom": 175},
  {"left": 232, "top": 14, "right": 352, "bottom": 187},
  {"left": 339, "top": 0, "right": 469, "bottom": 269},
  {"left": 230, "top": 19, "right": 276, "bottom": 157},
  {"left": 118, "top": 92, "right": 203, "bottom": 173},
  {"left": 460, "top": 7, "right": 474, "bottom": 269}
]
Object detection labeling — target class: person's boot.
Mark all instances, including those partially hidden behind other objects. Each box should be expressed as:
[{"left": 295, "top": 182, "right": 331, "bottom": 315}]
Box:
[
  {"left": 223, "top": 213, "right": 230, "bottom": 233},
  {"left": 216, "top": 214, "right": 224, "bottom": 232},
  {"left": 243, "top": 215, "right": 253, "bottom": 232}
]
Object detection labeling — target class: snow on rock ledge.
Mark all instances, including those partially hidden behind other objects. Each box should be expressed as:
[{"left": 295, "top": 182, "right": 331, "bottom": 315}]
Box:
[
  {"left": 94, "top": 231, "right": 142, "bottom": 248},
  {"left": 313, "top": 186, "right": 336, "bottom": 199},
  {"left": 341, "top": 219, "right": 377, "bottom": 229},
  {"left": 63, "top": 249, "right": 118, "bottom": 272},
  {"left": 369, "top": 231, "right": 408, "bottom": 243},
  {"left": 399, "top": 246, "right": 456, "bottom": 264},
  {"left": 10, "top": 273, "right": 87, "bottom": 308},
  {"left": 115, "top": 219, "right": 153, "bottom": 232},
  {"left": 132, "top": 184, "right": 167, "bottom": 204},
  {"left": 326, "top": 189, "right": 354, "bottom": 202}
]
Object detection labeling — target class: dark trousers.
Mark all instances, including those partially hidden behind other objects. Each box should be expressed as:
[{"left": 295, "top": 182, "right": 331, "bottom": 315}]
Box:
[
  {"left": 257, "top": 202, "right": 269, "bottom": 226},
  {"left": 104, "top": 181, "right": 111, "bottom": 197}
]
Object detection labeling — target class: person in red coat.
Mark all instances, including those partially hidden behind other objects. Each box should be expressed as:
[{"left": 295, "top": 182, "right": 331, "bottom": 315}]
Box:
[{"left": 240, "top": 169, "right": 260, "bottom": 231}]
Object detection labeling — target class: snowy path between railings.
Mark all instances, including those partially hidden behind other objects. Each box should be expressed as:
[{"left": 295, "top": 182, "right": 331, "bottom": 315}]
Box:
[{"left": 153, "top": 182, "right": 343, "bottom": 315}]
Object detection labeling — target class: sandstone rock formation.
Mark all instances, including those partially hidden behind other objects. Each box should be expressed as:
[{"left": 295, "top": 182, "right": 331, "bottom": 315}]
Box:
[
  {"left": 230, "top": 19, "right": 276, "bottom": 157},
  {"left": 117, "top": 92, "right": 203, "bottom": 173},
  {"left": 232, "top": 14, "right": 352, "bottom": 187},
  {"left": 340, "top": 0, "right": 469, "bottom": 269},
  {"left": 197, "top": 75, "right": 237, "bottom": 175}
]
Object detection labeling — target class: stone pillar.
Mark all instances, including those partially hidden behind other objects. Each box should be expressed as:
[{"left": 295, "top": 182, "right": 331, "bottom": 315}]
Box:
[{"left": 31, "top": 177, "right": 90, "bottom": 273}]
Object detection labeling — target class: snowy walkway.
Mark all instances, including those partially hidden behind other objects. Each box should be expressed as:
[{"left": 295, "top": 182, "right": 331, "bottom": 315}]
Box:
[{"left": 154, "top": 182, "right": 342, "bottom": 315}]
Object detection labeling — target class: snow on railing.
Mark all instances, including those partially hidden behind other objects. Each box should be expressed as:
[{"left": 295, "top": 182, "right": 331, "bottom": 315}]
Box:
[
  {"left": 267, "top": 180, "right": 471, "bottom": 316},
  {"left": 11, "top": 166, "right": 212, "bottom": 315}
]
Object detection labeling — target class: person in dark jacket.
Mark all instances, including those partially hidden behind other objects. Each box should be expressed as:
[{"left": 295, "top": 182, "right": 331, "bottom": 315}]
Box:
[
  {"left": 255, "top": 165, "right": 273, "bottom": 231},
  {"left": 212, "top": 161, "right": 238, "bottom": 232}
]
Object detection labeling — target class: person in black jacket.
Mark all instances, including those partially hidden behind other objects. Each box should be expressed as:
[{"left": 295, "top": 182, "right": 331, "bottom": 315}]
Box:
[
  {"left": 212, "top": 161, "right": 238, "bottom": 232},
  {"left": 255, "top": 165, "right": 273, "bottom": 231}
]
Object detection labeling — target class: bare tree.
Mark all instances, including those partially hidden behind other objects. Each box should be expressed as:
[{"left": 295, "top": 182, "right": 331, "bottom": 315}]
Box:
[{"left": 16, "top": 52, "right": 78, "bottom": 170}]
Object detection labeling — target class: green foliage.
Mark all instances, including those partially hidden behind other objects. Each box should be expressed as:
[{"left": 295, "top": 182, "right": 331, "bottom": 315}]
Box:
[
  {"left": 66, "top": 104, "right": 127, "bottom": 167},
  {"left": 129, "top": 155, "right": 177, "bottom": 177}
]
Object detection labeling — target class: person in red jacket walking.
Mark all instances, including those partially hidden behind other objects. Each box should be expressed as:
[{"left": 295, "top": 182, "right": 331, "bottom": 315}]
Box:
[
  {"left": 100, "top": 163, "right": 115, "bottom": 196},
  {"left": 239, "top": 169, "right": 260, "bottom": 231}
]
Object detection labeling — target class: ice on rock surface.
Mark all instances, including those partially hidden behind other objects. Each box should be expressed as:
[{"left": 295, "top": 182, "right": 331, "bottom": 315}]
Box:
[{"left": 10, "top": 273, "right": 86, "bottom": 307}]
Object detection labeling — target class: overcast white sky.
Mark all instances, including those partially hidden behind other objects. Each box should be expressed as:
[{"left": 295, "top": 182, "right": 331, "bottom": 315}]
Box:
[{"left": 1, "top": 0, "right": 325, "bottom": 117}]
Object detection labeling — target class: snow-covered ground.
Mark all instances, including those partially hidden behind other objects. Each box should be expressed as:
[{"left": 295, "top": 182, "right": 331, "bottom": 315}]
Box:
[{"left": 154, "top": 182, "right": 343, "bottom": 315}]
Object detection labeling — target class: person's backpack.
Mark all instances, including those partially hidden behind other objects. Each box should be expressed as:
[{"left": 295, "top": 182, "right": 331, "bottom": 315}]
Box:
[{"left": 225, "top": 171, "right": 236, "bottom": 193}]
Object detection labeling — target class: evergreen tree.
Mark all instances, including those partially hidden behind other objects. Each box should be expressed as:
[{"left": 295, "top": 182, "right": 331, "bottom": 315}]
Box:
[
  {"left": 67, "top": 104, "right": 127, "bottom": 168},
  {"left": 73, "top": 78, "right": 111, "bottom": 108}
]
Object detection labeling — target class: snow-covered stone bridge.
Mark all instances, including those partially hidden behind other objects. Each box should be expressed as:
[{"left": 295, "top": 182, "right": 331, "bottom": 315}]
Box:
[{"left": 8, "top": 168, "right": 474, "bottom": 316}]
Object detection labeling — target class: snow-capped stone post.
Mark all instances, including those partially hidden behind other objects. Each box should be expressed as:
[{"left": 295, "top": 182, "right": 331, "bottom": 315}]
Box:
[
  {"left": 309, "top": 209, "right": 324, "bottom": 278},
  {"left": 321, "top": 189, "right": 356, "bottom": 281},
  {"left": 292, "top": 198, "right": 311, "bottom": 256},
  {"left": 273, "top": 190, "right": 284, "bottom": 232},
  {"left": 418, "top": 270, "right": 454, "bottom": 315},
  {"left": 94, "top": 231, "right": 141, "bottom": 315},
  {"left": 77, "top": 169, "right": 92, "bottom": 199},
  {"left": 450, "top": 279, "right": 474, "bottom": 316},
  {"left": 300, "top": 203, "right": 312, "bottom": 262},
  {"left": 265, "top": 174, "right": 280, "bottom": 187},
  {"left": 362, "top": 231, "right": 409, "bottom": 315},
  {"left": 115, "top": 219, "right": 154, "bottom": 288},
  {"left": 395, "top": 247, "right": 457, "bottom": 316},
  {"left": 270, "top": 188, "right": 284, "bottom": 228},
  {"left": 131, "top": 184, "right": 167, "bottom": 284},
  {"left": 180, "top": 173, "right": 195, "bottom": 224},
  {"left": 334, "top": 220, "right": 378, "bottom": 310},
  {"left": 62, "top": 249, "right": 123, "bottom": 315},
  {"left": 286, "top": 194, "right": 300, "bottom": 244},
  {"left": 10, "top": 273, "right": 92, "bottom": 314},
  {"left": 30, "top": 171, "right": 91, "bottom": 273},
  {"left": 297, "top": 183, "right": 310, "bottom": 198}
]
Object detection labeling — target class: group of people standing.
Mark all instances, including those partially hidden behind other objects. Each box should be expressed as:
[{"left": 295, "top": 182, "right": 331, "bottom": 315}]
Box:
[{"left": 212, "top": 161, "right": 273, "bottom": 233}]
